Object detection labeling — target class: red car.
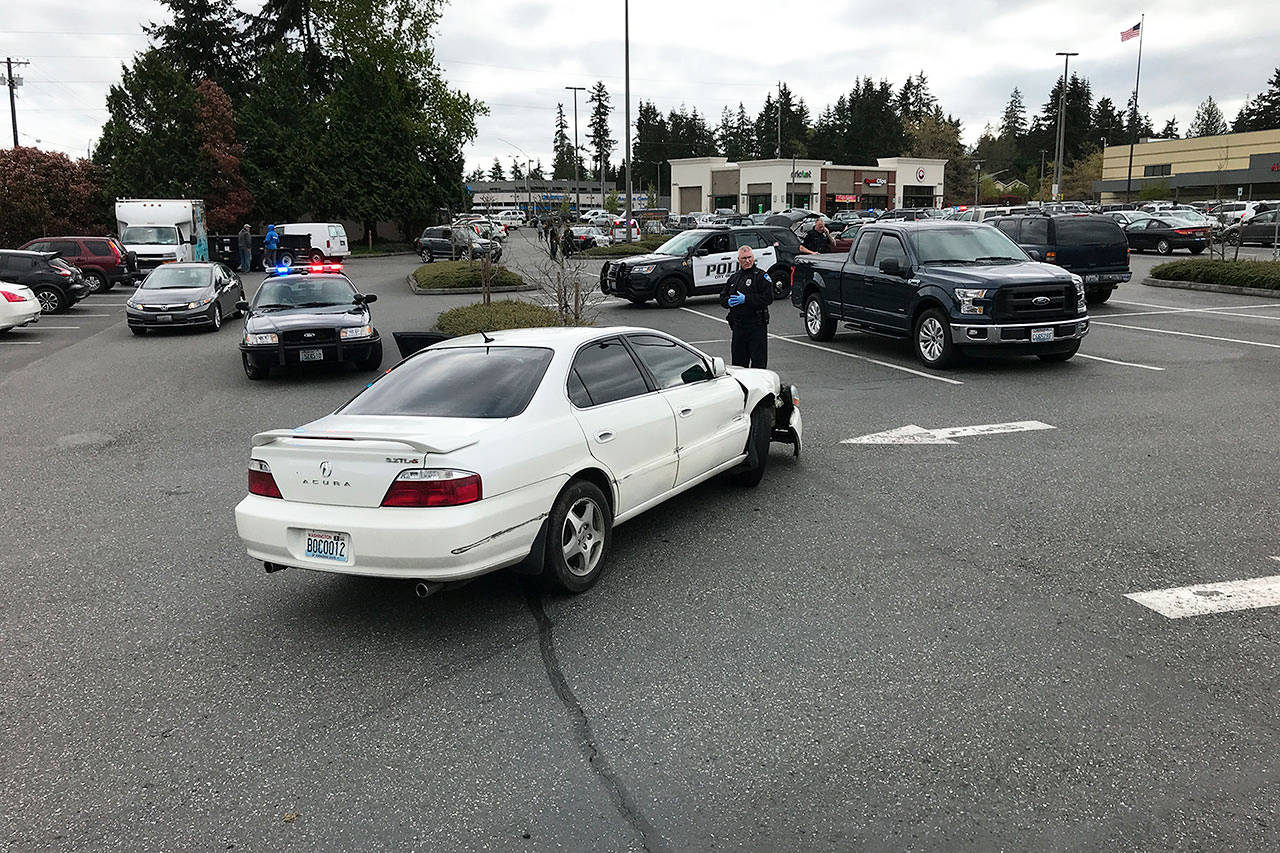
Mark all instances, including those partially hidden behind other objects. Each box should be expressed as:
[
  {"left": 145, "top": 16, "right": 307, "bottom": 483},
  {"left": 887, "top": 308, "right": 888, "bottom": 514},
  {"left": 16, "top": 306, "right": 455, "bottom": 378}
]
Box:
[{"left": 18, "top": 235, "right": 139, "bottom": 293}]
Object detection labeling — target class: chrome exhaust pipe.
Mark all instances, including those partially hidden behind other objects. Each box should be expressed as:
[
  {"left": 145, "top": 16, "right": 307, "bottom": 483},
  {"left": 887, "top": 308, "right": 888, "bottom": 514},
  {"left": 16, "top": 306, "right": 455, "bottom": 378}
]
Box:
[{"left": 414, "top": 581, "right": 445, "bottom": 599}]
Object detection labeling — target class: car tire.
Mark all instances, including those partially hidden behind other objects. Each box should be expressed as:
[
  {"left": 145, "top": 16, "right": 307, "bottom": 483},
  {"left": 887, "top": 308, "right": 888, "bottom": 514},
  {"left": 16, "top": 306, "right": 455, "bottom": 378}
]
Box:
[
  {"left": 355, "top": 340, "right": 383, "bottom": 372},
  {"left": 542, "top": 479, "right": 612, "bottom": 594},
  {"left": 627, "top": 297, "right": 649, "bottom": 306},
  {"left": 1155, "top": 239, "right": 1173, "bottom": 255},
  {"left": 82, "top": 270, "right": 108, "bottom": 293},
  {"left": 130, "top": 326, "right": 146, "bottom": 337},
  {"left": 278, "top": 251, "right": 294, "bottom": 267},
  {"left": 233, "top": 292, "right": 246, "bottom": 317},
  {"left": 804, "top": 292, "right": 835, "bottom": 341},
  {"left": 913, "top": 307, "right": 957, "bottom": 369},
  {"left": 768, "top": 264, "right": 790, "bottom": 300},
  {"left": 1085, "top": 286, "right": 1113, "bottom": 304},
  {"left": 208, "top": 303, "right": 223, "bottom": 331},
  {"left": 1190, "top": 246, "right": 1205, "bottom": 255},
  {"left": 1226, "top": 232, "right": 1240, "bottom": 246},
  {"left": 419, "top": 248, "right": 433, "bottom": 263},
  {"left": 1038, "top": 342, "right": 1080, "bottom": 362},
  {"left": 309, "top": 251, "right": 324, "bottom": 263},
  {"left": 34, "top": 286, "right": 65, "bottom": 314},
  {"left": 242, "top": 353, "right": 268, "bottom": 380},
  {"left": 731, "top": 406, "right": 772, "bottom": 488},
  {"left": 654, "top": 276, "right": 687, "bottom": 308}
]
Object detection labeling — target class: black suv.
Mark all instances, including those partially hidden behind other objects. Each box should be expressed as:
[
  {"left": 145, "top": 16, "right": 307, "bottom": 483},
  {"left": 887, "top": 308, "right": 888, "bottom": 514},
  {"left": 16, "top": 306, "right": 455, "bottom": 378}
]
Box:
[
  {"left": 0, "top": 250, "right": 90, "bottom": 313},
  {"left": 599, "top": 225, "right": 801, "bottom": 308},
  {"left": 790, "top": 221, "right": 1088, "bottom": 367},
  {"left": 414, "top": 226, "right": 502, "bottom": 263},
  {"left": 987, "top": 213, "right": 1130, "bottom": 304}
]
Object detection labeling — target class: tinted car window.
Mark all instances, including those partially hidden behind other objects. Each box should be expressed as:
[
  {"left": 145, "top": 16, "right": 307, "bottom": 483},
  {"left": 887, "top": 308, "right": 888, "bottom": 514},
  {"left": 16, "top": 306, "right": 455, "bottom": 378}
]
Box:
[
  {"left": 995, "top": 219, "right": 1019, "bottom": 238},
  {"left": 1022, "top": 219, "right": 1049, "bottom": 243},
  {"left": 85, "top": 240, "right": 113, "bottom": 256},
  {"left": 704, "top": 234, "right": 732, "bottom": 254},
  {"left": 1056, "top": 218, "right": 1127, "bottom": 242},
  {"left": 627, "top": 334, "right": 711, "bottom": 389},
  {"left": 569, "top": 337, "right": 650, "bottom": 406},
  {"left": 50, "top": 240, "right": 80, "bottom": 257},
  {"left": 733, "top": 232, "right": 768, "bottom": 250},
  {"left": 344, "top": 347, "right": 553, "bottom": 418},
  {"left": 872, "top": 234, "right": 909, "bottom": 267},
  {"left": 851, "top": 232, "right": 876, "bottom": 265},
  {"left": 25, "top": 241, "right": 50, "bottom": 253}
]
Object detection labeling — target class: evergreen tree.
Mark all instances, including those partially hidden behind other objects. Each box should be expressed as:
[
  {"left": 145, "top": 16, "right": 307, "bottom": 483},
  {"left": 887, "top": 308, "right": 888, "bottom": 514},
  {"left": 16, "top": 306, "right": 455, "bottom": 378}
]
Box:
[
  {"left": 753, "top": 84, "right": 810, "bottom": 159},
  {"left": 586, "top": 81, "right": 615, "bottom": 181},
  {"left": 488, "top": 157, "right": 505, "bottom": 181},
  {"left": 551, "top": 103, "right": 576, "bottom": 180},
  {"left": 1092, "top": 97, "right": 1125, "bottom": 141},
  {"left": 145, "top": 0, "right": 248, "bottom": 98},
  {"left": 1157, "top": 116, "right": 1179, "bottom": 139},
  {"left": 1124, "top": 93, "right": 1154, "bottom": 140},
  {"left": 529, "top": 160, "right": 544, "bottom": 180},
  {"left": 896, "top": 71, "right": 939, "bottom": 122},
  {"left": 510, "top": 159, "right": 524, "bottom": 181},
  {"left": 632, "top": 99, "right": 668, "bottom": 196},
  {"left": 464, "top": 167, "right": 485, "bottom": 183},
  {"left": 1232, "top": 68, "right": 1280, "bottom": 131},
  {"left": 999, "top": 88, "right": 1027, "bottom": 138},
  {"left": 1188, "top": 96, "right": 1228, "bottom": 137}
]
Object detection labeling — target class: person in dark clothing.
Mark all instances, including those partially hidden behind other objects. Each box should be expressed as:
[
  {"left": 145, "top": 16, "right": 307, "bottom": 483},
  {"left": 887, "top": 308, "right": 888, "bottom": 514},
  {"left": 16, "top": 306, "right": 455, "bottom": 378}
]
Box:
[
  {"left": 798, "top": 218, "right": 834, "bottom": 254},
  {"left": 549, "top": 224, "right": 559, "bottom": 259},
  {"left": 561, "top": 228, "right": 575, "bottom": 258},
  {"left": 237, "top": 224, "right": 252, "bottom": 272},
  {"left": 719, "top": 246, "right": 774, "bottom": 368}
]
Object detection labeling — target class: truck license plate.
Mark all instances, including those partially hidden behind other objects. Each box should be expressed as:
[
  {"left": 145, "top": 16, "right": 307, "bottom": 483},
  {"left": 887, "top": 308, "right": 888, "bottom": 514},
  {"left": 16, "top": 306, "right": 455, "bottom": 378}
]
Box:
[
  {"left": 1031, "top": 327, "right": 1055, "bottom": 343},
  {"left": 305, "top": 530, "right": 350, "bottom": 563},
  {"left": 1083, "top": 274, "right": 1099, "bottom": 283},
  {"left": 299, "top": 349, "right": 324, "bottom": 362}
]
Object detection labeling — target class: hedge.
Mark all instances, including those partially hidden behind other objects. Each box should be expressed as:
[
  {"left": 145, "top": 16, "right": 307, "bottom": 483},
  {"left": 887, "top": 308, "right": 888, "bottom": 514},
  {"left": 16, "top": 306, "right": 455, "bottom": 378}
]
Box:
[
  {"left": 411, "top": 260, "right": 525, "bottom": 290},
  {"left": 579, "top": 235, "right": 668, "bottom": 258},
  {"left": 435, "top": 300, "right": 563, "bottom": 337},
  {"left": 1150, "top": 259, "right": 1280, "bottom": 291}
]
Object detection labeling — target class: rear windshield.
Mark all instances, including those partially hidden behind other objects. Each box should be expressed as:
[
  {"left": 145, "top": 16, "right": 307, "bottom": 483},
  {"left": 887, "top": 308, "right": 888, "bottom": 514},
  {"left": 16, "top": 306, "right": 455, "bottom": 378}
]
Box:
[
  {"left": 1055, "top": 218, "right": 1125, "bottom": 244},
  {"left": 340, "top": 346, "right": 554, "bottom": 419}
]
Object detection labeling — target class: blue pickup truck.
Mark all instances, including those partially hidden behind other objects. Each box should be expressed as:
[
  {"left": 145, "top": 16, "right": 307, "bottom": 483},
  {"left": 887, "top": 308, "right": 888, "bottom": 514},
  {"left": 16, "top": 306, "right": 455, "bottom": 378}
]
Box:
[{"left": 789, "top": 221, "right": 1089, "bottom": 368}]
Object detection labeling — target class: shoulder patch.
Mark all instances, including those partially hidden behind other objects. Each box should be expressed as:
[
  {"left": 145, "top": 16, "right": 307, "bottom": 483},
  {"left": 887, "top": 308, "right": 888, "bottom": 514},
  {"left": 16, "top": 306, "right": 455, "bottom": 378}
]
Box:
[{"left": 763, "top": 273, "right": 771, "bottom": 282}]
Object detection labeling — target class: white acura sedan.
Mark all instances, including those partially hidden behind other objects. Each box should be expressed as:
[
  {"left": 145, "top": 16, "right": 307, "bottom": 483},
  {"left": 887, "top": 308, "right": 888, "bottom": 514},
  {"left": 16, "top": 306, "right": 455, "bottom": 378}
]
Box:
[
  {"left": 0, "top": 281, "right": 41, "bottom": 333},
  {"left": 235, "top": 326, "right": 801, "bottom": 594}
]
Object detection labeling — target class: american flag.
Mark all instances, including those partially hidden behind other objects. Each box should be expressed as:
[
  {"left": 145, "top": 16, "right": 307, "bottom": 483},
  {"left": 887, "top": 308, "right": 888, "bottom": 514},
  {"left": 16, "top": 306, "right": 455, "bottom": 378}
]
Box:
[{"left": 1121, "top": 22, "right": 1141, "bottom": 42}]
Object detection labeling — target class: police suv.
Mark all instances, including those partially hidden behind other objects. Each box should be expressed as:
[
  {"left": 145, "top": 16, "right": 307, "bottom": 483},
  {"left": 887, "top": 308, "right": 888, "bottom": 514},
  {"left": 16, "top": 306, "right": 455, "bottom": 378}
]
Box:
[{"left": 599, "top": 226, "right": 801, "bottom": 308}]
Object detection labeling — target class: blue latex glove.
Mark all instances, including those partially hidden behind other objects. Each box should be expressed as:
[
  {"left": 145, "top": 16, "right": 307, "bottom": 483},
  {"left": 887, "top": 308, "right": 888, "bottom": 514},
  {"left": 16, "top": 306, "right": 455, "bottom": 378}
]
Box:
[{"left": 728, "top": 292, "right": 746, "bottom": 307}]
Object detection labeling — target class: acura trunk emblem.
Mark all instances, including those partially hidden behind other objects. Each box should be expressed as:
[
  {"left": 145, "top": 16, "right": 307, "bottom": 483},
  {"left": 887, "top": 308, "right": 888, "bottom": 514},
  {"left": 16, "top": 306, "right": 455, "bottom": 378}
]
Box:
[{"left": 319, "top": 461, "right": 332, "bottom": 478}]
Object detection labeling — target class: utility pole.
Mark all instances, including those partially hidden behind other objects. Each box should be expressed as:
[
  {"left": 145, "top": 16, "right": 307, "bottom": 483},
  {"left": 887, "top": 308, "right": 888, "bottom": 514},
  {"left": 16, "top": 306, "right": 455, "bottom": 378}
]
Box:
[
  {"left": 5, "top": 58, "right": 30, "bottom": 148},
  {"left": 624, "top": 0, "right": 633, "bottom": 243},
  {"left": 1052, "top": 51, "right": 1078, "bottom": 201},
  {"left": 565, "top": 85, "right": 585, "bottom": 216},
  {"left": 973, "top": 159, "right": 985, "bottom": 207}
]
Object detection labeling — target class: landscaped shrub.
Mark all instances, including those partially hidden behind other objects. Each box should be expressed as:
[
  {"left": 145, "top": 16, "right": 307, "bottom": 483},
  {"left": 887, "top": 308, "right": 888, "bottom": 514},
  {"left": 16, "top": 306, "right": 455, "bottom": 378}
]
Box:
[
  {"left": 579, "top": 235, "right": 668, "bottom": 258},
  {"left": 1150, "top": 259, "right": 1280, "bottom": 290},
  {"left": 411, "top": 261, "right": 524, "bottom": 290},
  {"left": 434, "top": 300, "right": 563, "bottom": 336}
]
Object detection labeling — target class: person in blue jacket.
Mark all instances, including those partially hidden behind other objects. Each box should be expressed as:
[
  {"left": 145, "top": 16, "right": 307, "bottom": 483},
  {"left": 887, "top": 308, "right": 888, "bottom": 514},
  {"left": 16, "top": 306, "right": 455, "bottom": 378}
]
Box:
[{"left": 263, "top": 224, "right": 279, "bottom": 268}]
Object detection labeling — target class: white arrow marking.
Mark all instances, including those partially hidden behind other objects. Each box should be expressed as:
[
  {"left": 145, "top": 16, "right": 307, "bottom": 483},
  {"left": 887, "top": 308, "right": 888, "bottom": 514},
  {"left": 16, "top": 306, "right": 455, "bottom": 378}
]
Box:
[
  {"left": 1125, "top": 573, "right": 1280, "bottom": 619},
  {"left": 842, "top": 420, "right": 1055, "bottom": 445}
]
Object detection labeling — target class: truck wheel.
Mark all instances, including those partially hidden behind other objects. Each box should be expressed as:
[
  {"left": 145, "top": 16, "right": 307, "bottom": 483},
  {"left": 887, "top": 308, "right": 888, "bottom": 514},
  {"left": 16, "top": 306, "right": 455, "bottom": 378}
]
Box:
[
  {"left": 913, "top": 308, "right": 957, "bottom": 369},
  {"left": 1085, "top": 286, "right": 1113, "bottom": 304},
  {"left": 769, "top": 265, "right": 790, "bottom": 300},
  {"left": 654, "top": 277, "right": 686, "bottom": 308},
  {"left": 277, "top": 251, "right": 294, "bottom": 267},
  {"left": 1038, "top": 342, "right": 1080, "bottom": 362},
  {"left": 309, "top": 251, "right": 324, "bottom": 263},
  {"left": 804, "top": 293, "right": 835, "bottom": 341},
  {"left": 1155, "top": 239, "right": 1172, "bottom": 255}
]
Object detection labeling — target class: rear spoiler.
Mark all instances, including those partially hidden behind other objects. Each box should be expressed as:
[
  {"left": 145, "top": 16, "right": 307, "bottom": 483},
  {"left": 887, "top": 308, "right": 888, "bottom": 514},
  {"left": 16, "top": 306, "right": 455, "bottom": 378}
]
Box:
[{"left": 251, "top": 429, "right": 476, "bottom": 455}]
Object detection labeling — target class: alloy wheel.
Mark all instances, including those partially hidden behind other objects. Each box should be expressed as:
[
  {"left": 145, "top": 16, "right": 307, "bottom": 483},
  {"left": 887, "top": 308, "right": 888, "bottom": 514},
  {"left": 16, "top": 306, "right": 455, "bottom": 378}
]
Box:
[
  {"left": 561, "top": 497, "right": 605, "bottom": 577},
  {"left": 919, "top": 316, "right": 945, "bottom": 362},
  {"left": 806, "top": 300, "right": 823, "bottom": 336},
  {"left": 37, "top": 290, "right": 60, "bottom": 313}
]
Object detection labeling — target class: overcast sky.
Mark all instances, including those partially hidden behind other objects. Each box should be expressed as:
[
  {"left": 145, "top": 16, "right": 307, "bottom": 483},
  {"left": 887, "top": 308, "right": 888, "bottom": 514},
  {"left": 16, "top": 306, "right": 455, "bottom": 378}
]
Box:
[{"left": 5, "top": 0, "right": 1279, "bottom": 173}]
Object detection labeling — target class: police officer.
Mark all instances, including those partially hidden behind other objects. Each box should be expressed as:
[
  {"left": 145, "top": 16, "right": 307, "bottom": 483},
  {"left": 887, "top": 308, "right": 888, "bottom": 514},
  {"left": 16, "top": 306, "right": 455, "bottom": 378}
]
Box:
[
  {"left": 719, "top": 246, "right": 774, "bottom": 368},
  {"left": 798, "top": 217, "right": 834, "bottom": 254}
]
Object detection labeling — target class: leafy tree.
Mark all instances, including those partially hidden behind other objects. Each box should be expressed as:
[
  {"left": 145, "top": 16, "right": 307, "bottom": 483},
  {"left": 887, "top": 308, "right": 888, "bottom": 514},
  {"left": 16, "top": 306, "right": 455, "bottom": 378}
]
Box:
[
  {"left": 1188, "top": 96, "right": 1228, "bottom": 137},
  {"left": 1138, "top": 179, "right": 1172, "bottom": 201},
  {"left": 0, "top": 148, "right": 107, "bottom": 245},
  {"left": 145, "top": 0, "right": 248, "bottom": 98},
  {"left": 464, "top": 167, "right": 485, "bottom": 183},
  {"left": 586, "top": 81, "right": 615, "bottom": 181},
  {"left": 194, "top": 80, "right": 253, "bottom": 231},
  {"left": 488, "top": 158, "right": 505, "bottom": 181},
  {"left": 603, "top": 188, "right": 619, "bottom": 214},
  {"left": 1232, "top": 69, "right": 1280, "bottom": 131},
  {"left": 246, "top": 0, "right": 320, "bottom": 56}
]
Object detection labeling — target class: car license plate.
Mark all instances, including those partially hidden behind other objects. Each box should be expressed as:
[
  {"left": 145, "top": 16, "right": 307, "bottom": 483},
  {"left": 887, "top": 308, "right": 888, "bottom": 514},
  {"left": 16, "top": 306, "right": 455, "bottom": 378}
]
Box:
[
  {"left": 299, "top": 348, "right": 324, "bottom": 362},
  {"left": 305, "top": 530, "right": 350, "bottom": 563},
  {"left": 156, "top": 314, "right": 173, "bottom": 323},
  {"left": 1031, "top": 327, "right": 1055, "bottom": 343},
  {"left": 1083, "top": 274, "right": 1099, "bottom": 283}
]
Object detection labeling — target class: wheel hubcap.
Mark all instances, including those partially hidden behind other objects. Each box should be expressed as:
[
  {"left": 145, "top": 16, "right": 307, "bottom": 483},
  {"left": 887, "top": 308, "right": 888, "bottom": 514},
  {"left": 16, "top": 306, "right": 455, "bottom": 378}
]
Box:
[
  {"left": 919, "top": 317, "right": 945, "bottom": 362},
  {"left": 561, "top": 498, "right": 604, "bottom": 577},
  {"left": 806, "top": 300, "right": 822, "bottom": 334},
  {"left": 37, "top": 292, "right": 58, "bottom": 312}
]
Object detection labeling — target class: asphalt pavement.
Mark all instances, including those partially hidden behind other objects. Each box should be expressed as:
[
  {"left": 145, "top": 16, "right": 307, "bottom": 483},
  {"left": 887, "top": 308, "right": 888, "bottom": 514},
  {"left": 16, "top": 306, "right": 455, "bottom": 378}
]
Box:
[{"left": 1, "top": 231, "right": 1277, "bottom": 851}]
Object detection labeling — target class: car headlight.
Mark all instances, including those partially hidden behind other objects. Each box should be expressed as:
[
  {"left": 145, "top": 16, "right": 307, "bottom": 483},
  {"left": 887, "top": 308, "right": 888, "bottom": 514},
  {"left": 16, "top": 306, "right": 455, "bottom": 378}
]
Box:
[
  {"left": 340, "top": 325, "right": 373, "bottom": 339},
  {"left": 1070, "top": 276, "right": 1087, "bottom": 311},
  {"left": 245, "top": 332, "right": 278, "bottom": 346},
  {"left": 632, "top": 265, "right": 655, "bottom": 275},
  {"left": 954, "top": 288, "right": 988, "bottom": 315},
  {"left": 126, "top": 300, "right": 140, "bottom": 309},
  {"left": 187, "top": 297, "right": 214, "bottom": 309}
]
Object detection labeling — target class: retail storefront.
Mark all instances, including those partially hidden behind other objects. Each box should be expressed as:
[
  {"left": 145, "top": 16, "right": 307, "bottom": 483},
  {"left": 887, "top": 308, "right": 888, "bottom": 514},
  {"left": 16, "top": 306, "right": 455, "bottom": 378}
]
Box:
[
  {"left": 668, "top": 156, "right": 947, "bottom": 215},
  {"left": 1095, "top": 129, "right": 1280, "bottom": 203}
]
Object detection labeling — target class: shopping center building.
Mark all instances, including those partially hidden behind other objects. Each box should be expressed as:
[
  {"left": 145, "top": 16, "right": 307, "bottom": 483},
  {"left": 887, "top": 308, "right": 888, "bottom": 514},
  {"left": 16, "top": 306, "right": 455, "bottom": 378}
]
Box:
[
  {"left": 1095, "top": 129, "right": 1280, "bottom": 203},
  {"left": 667, "top": 156, "right": 949, "bottom": 215}
]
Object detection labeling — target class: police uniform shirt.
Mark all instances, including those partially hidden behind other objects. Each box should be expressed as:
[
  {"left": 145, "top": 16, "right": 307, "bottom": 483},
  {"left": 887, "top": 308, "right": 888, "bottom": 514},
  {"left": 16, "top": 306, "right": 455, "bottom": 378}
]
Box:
[
  {"left": 802, "top": 227, "right": 832, "bottom": 253},
  {"left": 719, "top": 266, "right": 774, "bottom": 326}
]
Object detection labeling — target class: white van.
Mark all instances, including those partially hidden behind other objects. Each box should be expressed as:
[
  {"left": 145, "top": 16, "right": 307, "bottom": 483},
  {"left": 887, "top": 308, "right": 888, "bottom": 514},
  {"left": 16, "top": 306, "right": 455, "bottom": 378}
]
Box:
[
  {"left": 275, "top": 223, "right": 350, "bottom": 261},
  {"left": 495, "top": 210, "right": 525, "bottom": 229}
]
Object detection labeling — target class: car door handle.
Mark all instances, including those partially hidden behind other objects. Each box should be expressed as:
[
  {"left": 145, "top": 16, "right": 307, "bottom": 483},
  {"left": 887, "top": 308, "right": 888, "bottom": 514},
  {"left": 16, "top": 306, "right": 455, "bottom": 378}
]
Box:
[
  {"left": 595, "top": 430, "right": 615, "bottom": 443},
  {"left": 678, "top": 407, "right": 694, "bottom": 418}
]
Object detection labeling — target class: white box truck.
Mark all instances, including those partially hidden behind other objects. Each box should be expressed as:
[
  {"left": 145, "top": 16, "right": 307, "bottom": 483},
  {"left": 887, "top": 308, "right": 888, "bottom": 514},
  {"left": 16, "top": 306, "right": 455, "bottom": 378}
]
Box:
[{"left": 114, "top": 199, "right": 209, "bottom": 270}]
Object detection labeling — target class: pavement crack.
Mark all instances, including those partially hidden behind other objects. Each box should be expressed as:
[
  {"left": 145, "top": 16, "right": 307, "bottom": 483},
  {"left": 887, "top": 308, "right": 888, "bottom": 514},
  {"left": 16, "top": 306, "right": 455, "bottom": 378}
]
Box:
[{"left": 525, "top": 588, "right": 666, "bottom": 853}]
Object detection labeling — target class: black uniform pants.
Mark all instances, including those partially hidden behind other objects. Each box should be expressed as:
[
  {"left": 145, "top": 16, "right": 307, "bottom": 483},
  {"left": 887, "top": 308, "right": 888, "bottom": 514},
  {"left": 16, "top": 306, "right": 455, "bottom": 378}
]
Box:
[{"left": 730, "top": 323, "right": 768, "bottom": 369}]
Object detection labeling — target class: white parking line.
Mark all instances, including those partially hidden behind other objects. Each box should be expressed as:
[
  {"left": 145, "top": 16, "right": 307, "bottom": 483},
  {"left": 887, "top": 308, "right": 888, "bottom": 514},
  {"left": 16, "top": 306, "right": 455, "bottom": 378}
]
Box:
[
  {"left": 1103, "top": 302, "right": 1280, "bottom": 321},
  {"left": 677, "top": 307, "right": 963, "bottom": 385},
  {"left": 1125, "top": 573, "right": 1280, "bottom": 618},
  {"left": 1111, "top": 298, "right": 1280, "bottom": 312},
  {"left": 62, "top": 313, "right": 113, "bottom": 318},
  {"left": 29, "top": 325, "right": 80, "bottom": 330},
  {"left": 0, "top": 340, "right": 41, "bottom": 345},
  {"left": 1091, "top": 320, "right": 1280, "bottom": 349},
  {"left": 1074, "top": 353, "right": 1165, "bottom": 371}
]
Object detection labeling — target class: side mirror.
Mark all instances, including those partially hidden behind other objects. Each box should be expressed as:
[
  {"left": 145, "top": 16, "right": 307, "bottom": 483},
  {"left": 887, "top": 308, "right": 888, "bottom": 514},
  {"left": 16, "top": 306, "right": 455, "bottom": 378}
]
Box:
[
  {"left": 878, "top": 257, "right": 902, "bottom": 276},
  {"left": 710, "top": 356, "right": 727, "bottom": 377},
  {"left": 360, "top": 293, "right": 378, "bottom": 304},
  {"left": 1026, "top": 250, "right": 1043, "bottom": 261},
  {"left": 694, "top": 248, "right": 710, "bottom": 257},
  {"left": 235, "top": 300, "right": 250, "bottom": 312}
]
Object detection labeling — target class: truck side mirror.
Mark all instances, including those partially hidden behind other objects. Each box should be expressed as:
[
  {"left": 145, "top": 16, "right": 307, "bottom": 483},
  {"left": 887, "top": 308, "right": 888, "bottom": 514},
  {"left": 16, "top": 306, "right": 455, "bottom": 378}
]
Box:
[
  {"left": 1026, "top": 249, "right": 1043, "bottom": 261},
  {"left": 235, "top": 300, "right": 250, "bottom": 312},
  {"left": 878, "top": 257, "right": 902, "bottom": 276}
]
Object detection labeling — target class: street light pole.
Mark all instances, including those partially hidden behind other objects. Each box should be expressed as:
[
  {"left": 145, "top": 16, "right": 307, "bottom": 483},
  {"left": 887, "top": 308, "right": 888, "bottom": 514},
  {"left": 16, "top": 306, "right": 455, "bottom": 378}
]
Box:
[
  {"left": 624, "top": 0, "right": 633, "bottom": 243},
  {"left": 972, "top": 159, "right": 984, "bottom": 207},
  {"left": 1052, "top": 51, "right": 1078, "bottom": 201},
  {"left": 565, "top": 85, "right": 585, "bottom": 217},
  {"left": 1039, "top": 149, "right": 1047, "bottom": 199}
]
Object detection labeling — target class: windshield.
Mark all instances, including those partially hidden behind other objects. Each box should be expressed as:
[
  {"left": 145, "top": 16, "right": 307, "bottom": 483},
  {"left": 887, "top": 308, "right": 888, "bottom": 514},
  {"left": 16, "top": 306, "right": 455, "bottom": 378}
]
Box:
[
  {"left": 122, "top": 226, "right": 179, "bottom": 245},
  {"left": 914, "top": 227, "right": 1028, "bottom": 264},
  {"left": 339, "top": 347, "right": 554, "bottom": 418},
  {"left": 655, "top": 231, "right": 708, "bottom": 256},
  {"left": 141, "top": 266, "right": 211, "bottom": 289},
  {"left": 253, "top": 276, "right": 355, "bottom": 309}
]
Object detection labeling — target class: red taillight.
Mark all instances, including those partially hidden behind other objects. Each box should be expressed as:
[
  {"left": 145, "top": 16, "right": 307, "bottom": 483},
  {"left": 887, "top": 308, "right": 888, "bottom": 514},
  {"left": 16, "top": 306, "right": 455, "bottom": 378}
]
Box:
[
  {"left": 789, "top": 266, "right": 795, "bottom": 287},
  {"left": 54, "top": 267, "right": 71, "bottom": 277},
  {"left": 2, "top": 290, "right": 26, "bottom": 302},
  {"left": 247, "top": 459, "right": 282, "bottom": 498},
  {"left": 1174, "top": 229, "right": 1194, "bottom": 235},
  {"left": 381, "top": 469, "right": 482, "bottom": 507}
]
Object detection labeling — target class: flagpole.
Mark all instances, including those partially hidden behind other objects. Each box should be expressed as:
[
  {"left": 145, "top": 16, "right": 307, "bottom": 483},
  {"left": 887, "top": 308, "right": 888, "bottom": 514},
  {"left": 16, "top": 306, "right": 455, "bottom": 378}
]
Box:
[{"left": 1124, "top": 13, "right": 1145, "bottom": 203}]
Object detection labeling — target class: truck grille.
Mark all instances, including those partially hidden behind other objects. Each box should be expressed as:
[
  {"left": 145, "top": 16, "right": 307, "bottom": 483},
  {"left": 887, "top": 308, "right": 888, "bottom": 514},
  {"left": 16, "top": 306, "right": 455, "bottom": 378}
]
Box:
[
  {"left": 995, "top": 284, "right": 1075, "bottom": 321},
  {"left": 281, "top": 328, "right": 337, "bottom": 344}
]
